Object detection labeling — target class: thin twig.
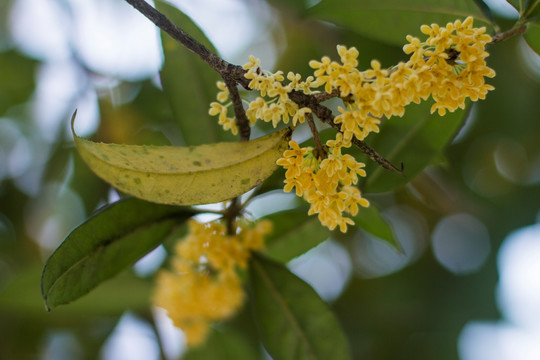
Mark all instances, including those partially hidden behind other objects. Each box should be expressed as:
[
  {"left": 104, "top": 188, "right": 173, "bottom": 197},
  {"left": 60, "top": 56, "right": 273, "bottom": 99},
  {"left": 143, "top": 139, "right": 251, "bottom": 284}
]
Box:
[
  {"left": 125, "top": 0, "right": 230, "bottom": 73},
  {"left": 224, "top": 79, "right": 251, "bottom": 141},
  {"left": 489, "top": 23, "right": 527, "bottom": 44},
  {"left": 305, "top": 113, "right": 326, "bottom": 160},
  {"left": 311, "top": 88, "right": 341, "bottom": 103},
  {"left": 225, "top": 197, "right": 242, "bottom": 235}
]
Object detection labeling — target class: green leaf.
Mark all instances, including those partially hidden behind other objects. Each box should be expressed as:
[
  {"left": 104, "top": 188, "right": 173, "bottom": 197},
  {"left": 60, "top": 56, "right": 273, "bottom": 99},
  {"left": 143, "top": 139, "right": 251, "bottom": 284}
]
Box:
[
  {"left": 3, "top": 265, "right": 152, "bottom": 318},
  {"left": 156, "top": 0, "right": 235, "bottom": 145},
  {"left": 360, "top": 101, "right": 468, "bottom": 193},
  {"left": 505, "top": 0, "right": 523, "bottom": 14},
  {"left": 184, "top": 327, "right": 260, "bottom": 360},
  {"left": 472, "top": 0, "right": 496, "bottom": 26},
  {"left": 73, "top": 114, "right": 291, "bottom": 205},
  {"left": 307, "top": 0, "right": 490, "bottom": 46},
  {"left": 0, "top": 51, "right": 36, "bottom": 116},
  {"left": 525, "top": 21, "right": 540, "bottom": 55},
  {"left": 249, "top": 254, "right": 352, "bottom": 360},
  {"left": 263, "top": 209, "right": 329, "bottom": 263},
  {"left": 352, "top": 205, "right": 402, "bottom": 252},
  {"left": 41, "top": 197, "right": 194, "bottom": 309},
  {"left": 523, "top": 0, "right": 540, "bottom": 19}
]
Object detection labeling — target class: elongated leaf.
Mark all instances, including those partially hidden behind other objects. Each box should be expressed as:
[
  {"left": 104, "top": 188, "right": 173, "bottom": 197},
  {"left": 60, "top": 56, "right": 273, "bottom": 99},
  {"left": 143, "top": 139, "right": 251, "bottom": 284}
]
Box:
[
  {"left": 73, "top": 116, "right": 291, "bottom": 205},
  {"left": 524, "top": 0, "right": 540, "bottom": 19},
  {"left": 184, "top": 327, "right": 260, "bottom": 360},
  {"left": 525, "top": 21, "right": 540, "bottom": 55},
  {"left": 505, "top": 0, "right": 523, "bottom": 13},
  {"left": 307, "top": 0, "right": 490, "bottom": 46},
  {"left": 41, "top": 197, "right": 194, "bottom": 309},
  {"left": 472, "top": 0, "right": 496, "bottom": 25},
  {"left": 360, "top": 101, "right": 467, "bottom": 193},
  {"left": 249, "top": 254, "right": 352, "bottom": 360},
  {"left": 0, "top": 51, "right": 36, "bottom": 115},
  {"left": 352, "top": 205, "right": 402, "bottom": 252},
  {"left": 156, "top": 1, "right": 234, "bottom": 145},
  {"left": 263, "top": 209, "right": 329, "bottom": 263}
]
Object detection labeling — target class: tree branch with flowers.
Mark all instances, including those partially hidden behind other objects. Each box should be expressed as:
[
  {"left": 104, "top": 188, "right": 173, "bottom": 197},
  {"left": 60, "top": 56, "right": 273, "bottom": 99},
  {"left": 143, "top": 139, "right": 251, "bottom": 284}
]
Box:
[{"left": 40, "top": 0, "right": 540, "bottom": 358}]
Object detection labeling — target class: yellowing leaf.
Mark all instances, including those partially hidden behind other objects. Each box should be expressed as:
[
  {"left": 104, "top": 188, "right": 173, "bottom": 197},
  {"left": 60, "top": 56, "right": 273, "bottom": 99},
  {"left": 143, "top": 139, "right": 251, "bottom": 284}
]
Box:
[{"left": 73, "top": 117, "right": 291, "bottom": 206}]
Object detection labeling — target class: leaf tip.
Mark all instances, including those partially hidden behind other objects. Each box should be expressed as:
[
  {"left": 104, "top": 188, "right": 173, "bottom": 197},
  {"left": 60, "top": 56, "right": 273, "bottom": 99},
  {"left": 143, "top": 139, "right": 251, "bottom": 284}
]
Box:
[{"left": 70, "top": 109, "right": 78, "bottom": 136}]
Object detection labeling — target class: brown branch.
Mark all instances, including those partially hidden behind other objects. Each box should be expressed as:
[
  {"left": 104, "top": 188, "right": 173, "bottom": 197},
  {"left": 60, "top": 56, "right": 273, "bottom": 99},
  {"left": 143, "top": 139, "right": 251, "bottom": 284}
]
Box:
[
  {"left": 124, "top": 0, "right": 250, "bottom": 91},
  {"left": 124, "top": 0, "right": 254, "bottom": 140},
  {"left": 225, "top": 197, "right": 241, "bottom": 236},
  {"left": 125, "top": 0, "right": 230, "bottom": 73},
  {"left": 311, "top": 88, "right": 341, "bottom": 102},
  {"left": 224, "top": 79, "right": 250, "bottom": 141},
  {"left": 305, "top": 113, "right": 326, "bottom": 160},
  {"left": 489, "top": 23, "right": 528, "bottom": 44}
]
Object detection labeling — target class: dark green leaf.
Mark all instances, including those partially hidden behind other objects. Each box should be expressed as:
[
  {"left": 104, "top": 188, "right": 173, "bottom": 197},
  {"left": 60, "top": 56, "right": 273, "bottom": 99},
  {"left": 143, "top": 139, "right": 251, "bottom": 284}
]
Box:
[
  {"left": 155, "top": 1, "right": 235, "bottom": 145},
  {"left": 360, "top": 101, "right": 468, "bottom": 193},
  {"left": 41, "top": 197, "right": 193, "bottom": 309},
  {"left": 472, "top": 0, "right": 496, "bottom": 26},
  {"left": 307, "top": 0, "right": 490, "bottom": 46},
  {"left": 0, "top": 51, "right": 36, "bottom": 115},
  {"left": 184, "top": 327, "right": 260, "bottom": 360},
  {"left": 525, "top": 21, "right": 540, "bottom": 55},
  {"left": 524, "top": 0, "right": 540, "bottom": 19},
  {"left": 249, "top": 254, "right": 352, "bottom": 360},
  {"left": 505, "top": 0, "right": 523, "bottom": 13},
  {"left": 263, "top": 209, "right": 329, "bottom": 263},
  {"left": 353, "top": 204, "right": 402, "bottom": 252}
]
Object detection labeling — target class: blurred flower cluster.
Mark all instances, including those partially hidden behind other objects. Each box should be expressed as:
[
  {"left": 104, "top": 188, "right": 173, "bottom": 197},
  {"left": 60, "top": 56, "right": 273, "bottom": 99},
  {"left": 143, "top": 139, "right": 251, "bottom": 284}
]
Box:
[{"left": 153, "top": 218, "right": 271, "bottom": 346}]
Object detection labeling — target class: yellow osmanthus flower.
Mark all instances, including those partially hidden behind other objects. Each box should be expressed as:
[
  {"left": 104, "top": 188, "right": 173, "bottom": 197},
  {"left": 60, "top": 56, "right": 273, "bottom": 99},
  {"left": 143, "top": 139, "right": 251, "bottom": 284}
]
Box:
[
  {"left": 210, "top": 17, "right": 493, "bottom": 139},
  {"left": 153, "top": 218, "right": 271, "bottom": 347},
  {"left": 404, "top": 16, "right": 495, "bottom": 115},
  {"left": 277, "top": 137, "right": 369, "bottom": 232},
  {"left": 208, "top": 17, "right": 494, "bottom": 233},
  {"left": 209, "top": 92, "right": 238, "bottom": 135}
]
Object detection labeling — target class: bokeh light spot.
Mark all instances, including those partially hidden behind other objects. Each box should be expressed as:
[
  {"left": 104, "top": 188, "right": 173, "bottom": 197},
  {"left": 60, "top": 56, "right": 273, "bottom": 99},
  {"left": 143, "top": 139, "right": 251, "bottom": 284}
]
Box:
[{"left": 431, "top": 213, "right": 490, "bottom": 275}]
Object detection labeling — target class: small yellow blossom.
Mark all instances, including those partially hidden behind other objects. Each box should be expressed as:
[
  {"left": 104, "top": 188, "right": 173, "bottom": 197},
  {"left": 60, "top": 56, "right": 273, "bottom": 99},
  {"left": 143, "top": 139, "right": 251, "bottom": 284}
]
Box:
[{"left": 216, "top": 81, "right": 230, "bottom": 103}]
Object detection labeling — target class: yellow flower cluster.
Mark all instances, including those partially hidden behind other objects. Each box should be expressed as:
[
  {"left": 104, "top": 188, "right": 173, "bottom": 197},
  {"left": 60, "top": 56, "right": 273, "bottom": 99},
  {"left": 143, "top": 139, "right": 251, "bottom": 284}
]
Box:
[
  {"left": 308, "top": 16, "right": 494, "bottom": 144},
  {"left": 277, "top": 134, "right": 369, "bottom": 232},
  {"left": 153, "top": 218, "right": 271, "bottom": 346},
  {"left": 404, "top": 16, "right": 495, "bottom": 116},
  {"left": 209, "top": 57, "right": 314, "bottom": 132},
  {"left": 208, "top": 17, "right": 494, "bottom": 233},
  {"left": 208, "top": 82, "right": 238, "bottom": 135}
]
